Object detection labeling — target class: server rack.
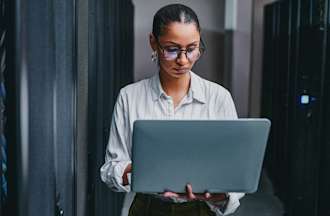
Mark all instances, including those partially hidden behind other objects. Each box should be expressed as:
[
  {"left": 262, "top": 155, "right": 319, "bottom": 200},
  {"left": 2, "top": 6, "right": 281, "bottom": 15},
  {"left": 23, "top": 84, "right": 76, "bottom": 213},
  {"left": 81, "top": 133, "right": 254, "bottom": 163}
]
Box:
[
  {"left": 87, "top": 0, "right": 134, "bottom": 216},
  {"left": 0, "top": 0, "right": 9, "bottom": 214},
  {"left": 318, "top": 4, "right": 330, "bottom": 214},
  {"left": 262, "top": 0, "right": 329, "bottom": 215},
  {"left": 3, "top": 0, "right": 134, "bottom": 215},
  {"left": 262, "top": 3, "right": 273, "bottom": 175},
  {"left": 8, "top": 0, "right": 77, "bottom": 215},
  {"left": 262, "top": 1, "right": 291, "bottom": 203}
]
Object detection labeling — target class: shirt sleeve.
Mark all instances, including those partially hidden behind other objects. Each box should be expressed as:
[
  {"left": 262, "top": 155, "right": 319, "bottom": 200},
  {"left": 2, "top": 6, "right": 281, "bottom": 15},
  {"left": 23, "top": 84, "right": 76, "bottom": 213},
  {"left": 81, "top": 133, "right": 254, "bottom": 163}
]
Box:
[
  {"left": 206, "top": 193, "right": 245, "bottom": 215},
  {"left": 217, "top": 90, "right": 238, "bottom": 119},
  {"left": 100, "top": 90, "right": 132, "bottom": 192}
]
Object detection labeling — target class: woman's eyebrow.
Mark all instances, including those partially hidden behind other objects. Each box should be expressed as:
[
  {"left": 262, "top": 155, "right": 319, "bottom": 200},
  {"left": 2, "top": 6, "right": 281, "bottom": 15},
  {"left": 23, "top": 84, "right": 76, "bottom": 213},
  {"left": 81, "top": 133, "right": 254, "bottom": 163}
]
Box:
[{"left": 162, "top": 41, "right": 200, "bottom": 46}]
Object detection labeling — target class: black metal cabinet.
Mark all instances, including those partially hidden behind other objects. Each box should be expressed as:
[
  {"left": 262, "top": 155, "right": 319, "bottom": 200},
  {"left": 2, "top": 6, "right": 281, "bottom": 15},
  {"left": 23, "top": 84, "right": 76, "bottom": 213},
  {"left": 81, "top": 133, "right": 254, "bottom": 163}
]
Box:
[
  {"left": 4, "top": 0, "right": 134, "bottom": 215},
  {"left": 262, "top": 0, "right": 329, "bottom": 215},
  {"left": 318, "top": 86, "right": 330, "bottom": 216},
  {"left": 262, "top": 0, "right": 292, "bottom": 204},
  {"left": 8, "top": 0, "right": 77, "bottom": 215},
  {"left": 262, "top": 4, "right": 278, "bottom": 179},
  {"left": 0, "top": 0, "right": 9, "bottom": 214},
  {"left": 318, "top": 10, "right": 330, "bottom": 215},
  {"left": 87, "top": 0, "right": 134, "bottom": 216}
]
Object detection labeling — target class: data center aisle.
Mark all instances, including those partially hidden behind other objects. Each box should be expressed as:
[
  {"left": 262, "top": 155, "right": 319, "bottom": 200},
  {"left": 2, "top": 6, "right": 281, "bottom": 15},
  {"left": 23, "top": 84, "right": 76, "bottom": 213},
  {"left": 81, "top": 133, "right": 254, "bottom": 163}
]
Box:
[{"left": 232, "top": 170, "right": 284, "bottom": 216}]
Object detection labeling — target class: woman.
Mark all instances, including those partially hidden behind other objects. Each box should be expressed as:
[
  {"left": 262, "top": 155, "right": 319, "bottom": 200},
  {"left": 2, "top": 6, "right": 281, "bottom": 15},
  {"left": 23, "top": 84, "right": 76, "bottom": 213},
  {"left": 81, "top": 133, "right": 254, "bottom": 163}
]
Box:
[{"left": 100, "top": 4, "right": 244, "bottom": 216}]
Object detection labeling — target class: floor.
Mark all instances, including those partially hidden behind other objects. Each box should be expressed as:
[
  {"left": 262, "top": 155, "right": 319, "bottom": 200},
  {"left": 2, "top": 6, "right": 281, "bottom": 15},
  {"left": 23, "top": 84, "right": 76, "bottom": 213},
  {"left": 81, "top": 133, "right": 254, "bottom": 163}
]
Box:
[{"left": 232, "top": 171, "right": 284, "bottom": 216}]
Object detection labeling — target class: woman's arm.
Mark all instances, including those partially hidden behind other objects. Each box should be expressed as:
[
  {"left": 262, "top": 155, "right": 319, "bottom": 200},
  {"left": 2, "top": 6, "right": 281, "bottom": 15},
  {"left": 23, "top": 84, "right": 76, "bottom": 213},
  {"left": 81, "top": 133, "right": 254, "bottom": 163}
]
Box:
[{"left": 100, "top": 90, "right": 132, "bottom": 192}]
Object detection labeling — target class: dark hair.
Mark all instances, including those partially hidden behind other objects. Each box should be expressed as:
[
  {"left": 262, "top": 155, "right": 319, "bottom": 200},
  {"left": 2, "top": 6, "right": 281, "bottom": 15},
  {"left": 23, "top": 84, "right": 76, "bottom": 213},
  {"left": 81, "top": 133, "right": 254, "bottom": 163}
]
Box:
[{"left": 152, "top": 4, "right": 201, "bottom": 39}]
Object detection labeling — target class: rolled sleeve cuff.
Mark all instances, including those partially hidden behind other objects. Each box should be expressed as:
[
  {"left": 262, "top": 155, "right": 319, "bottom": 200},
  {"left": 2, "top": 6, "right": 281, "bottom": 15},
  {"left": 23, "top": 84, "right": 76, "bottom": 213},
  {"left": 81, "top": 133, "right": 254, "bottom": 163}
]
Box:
[
  {"left": 206, "top": 193, "right": 245, "bottom": 215},
  {"left": 113, "top": 161, "right": 131, "bottom": 192},
  {"left": 100, "top": 160, "right": 131, "bottom": 193}
]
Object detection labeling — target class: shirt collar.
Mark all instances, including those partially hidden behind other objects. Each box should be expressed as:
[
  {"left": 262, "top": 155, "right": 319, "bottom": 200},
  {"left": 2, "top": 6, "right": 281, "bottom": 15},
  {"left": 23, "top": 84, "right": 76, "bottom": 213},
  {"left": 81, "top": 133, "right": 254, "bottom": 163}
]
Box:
[
  {"left": 151, "top": 71, "right": 206, "bottom": 104},
  {"left": 150, "top": 72, "right": 166, "bottom": 100}
]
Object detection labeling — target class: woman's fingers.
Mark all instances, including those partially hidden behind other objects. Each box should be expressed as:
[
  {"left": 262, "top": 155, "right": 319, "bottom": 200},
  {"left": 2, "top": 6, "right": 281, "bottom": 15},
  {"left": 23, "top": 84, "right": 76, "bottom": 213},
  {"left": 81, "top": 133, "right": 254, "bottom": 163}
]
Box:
[
  {"left": 185, "top": 184, "right": 212, "bottom": 201},
  {"left": 204, "top": 192, "right": 211, "bottom": 199},
  {"left": 163, "top": 191, "right": 179, "bottom": 198},
  {"left": 122, "top": 164, "right": 132, "bottom": 186},
  {"left": 186, "top": 184, "right": 196, "bottom": 200},
  {"left": 163, "top": 185, "right": 214, "bottom": 201}
]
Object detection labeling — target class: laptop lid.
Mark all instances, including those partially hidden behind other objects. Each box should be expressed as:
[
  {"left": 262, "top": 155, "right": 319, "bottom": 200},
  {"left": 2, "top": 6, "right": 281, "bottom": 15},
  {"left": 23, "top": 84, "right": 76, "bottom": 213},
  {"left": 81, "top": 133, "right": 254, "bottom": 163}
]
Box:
[{"left": 131, "top": 119, "right": 270, "bottom": 193}]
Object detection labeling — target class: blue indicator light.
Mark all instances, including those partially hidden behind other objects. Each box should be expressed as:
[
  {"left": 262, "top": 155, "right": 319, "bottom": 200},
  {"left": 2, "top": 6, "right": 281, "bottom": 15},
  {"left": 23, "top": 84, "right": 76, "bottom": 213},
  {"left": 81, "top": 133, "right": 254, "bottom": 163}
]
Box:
[{"left": 300, "top": 95, "right": 309, "bottom": 104}]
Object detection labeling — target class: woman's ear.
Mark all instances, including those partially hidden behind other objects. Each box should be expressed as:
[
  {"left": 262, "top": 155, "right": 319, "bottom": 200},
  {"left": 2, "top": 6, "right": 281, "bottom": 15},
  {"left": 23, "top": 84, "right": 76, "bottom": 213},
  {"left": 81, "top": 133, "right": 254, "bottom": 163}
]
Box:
[{"left": 149, "top": 33, "right": 157, "bottom": 51}]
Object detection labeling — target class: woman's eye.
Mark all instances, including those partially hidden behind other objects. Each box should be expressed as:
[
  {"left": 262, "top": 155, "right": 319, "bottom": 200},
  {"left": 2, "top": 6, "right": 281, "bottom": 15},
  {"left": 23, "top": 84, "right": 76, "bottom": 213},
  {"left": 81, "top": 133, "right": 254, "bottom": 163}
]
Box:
[
  {"left": 187, "top": 47, "right": 197, "bottom": 53},
  {"left": 165, "top": 47, "right": 180, "bottom": 53}
]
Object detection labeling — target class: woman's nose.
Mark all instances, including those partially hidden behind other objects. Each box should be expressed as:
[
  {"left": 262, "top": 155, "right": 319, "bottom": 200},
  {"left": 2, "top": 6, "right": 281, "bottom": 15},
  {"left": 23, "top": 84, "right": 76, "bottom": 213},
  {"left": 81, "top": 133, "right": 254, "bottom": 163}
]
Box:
[{"left": 176, "top": 52, "right": 189, "bottom": 65}]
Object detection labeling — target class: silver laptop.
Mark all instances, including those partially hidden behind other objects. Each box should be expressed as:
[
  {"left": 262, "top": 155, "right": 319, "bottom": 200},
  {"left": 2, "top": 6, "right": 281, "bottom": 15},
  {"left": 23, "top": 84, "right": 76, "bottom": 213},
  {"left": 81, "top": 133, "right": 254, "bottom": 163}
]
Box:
[{"left": 131, "top": 119, "right": 271, "bottom": 193}]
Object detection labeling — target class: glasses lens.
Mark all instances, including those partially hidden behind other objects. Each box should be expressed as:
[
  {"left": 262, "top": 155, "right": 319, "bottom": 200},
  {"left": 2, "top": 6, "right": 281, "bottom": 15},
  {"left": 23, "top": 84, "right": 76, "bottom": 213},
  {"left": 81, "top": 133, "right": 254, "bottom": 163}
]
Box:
[
  {"left": 163, "top": 49, "right": 178, "bottom": 60},
  {"left": 161, "top": 46, "right": 202, "bottom": 61},
  {"left": 186, "top": 48, "right": 201, "bottom": 61}
]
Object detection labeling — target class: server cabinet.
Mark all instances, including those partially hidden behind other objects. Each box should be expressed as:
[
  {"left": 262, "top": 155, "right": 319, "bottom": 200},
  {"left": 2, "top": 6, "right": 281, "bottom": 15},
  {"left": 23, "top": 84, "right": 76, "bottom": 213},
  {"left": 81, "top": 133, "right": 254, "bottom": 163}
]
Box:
[
  {"left": 87, "top": 0, "right": 134, "bottom": 216},
  {"left": 0, "top": 0, "right": 9, "bottom": 214},
  {"left": 262, "top": 0, "right": 291, "bottom": 203},
  {"left": 5, "top": 0, "right": 77, "bottom": 215},
  {"left": 274, "top": 1, "right": 291, "bottom": 202},
  {"left": 262, "top": 0, "right": 329, "bottom": 215},
  {"left": 318, "top": 82, "right": 330, "bottom": 215},
  {"left": 3, "top": 0, "right": 15, "bottom": 215},
  {"left": 287, "top": 0, "right": 326, "bottom": 215},
  {"left": 3, "top": 0, "right": 134, "bottom": 215},
  {"left": 318, "top": 6, "right": 330, "bottom": 214},
  {"left": 262, "top": 3, "right": 277, "bottom": 177}
]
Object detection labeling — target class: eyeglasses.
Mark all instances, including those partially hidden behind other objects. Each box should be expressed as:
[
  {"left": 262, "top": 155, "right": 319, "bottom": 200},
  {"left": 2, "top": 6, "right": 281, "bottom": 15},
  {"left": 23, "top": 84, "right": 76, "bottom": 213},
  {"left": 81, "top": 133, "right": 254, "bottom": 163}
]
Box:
[{"left": 156, "top": 39, "right": 205, "bottom": 61}]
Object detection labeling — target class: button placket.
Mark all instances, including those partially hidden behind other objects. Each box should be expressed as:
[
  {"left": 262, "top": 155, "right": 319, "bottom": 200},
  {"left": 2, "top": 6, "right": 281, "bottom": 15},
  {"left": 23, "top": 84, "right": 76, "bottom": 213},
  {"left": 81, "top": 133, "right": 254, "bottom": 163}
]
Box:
[{"left": 168, "top": 99, "right": 175, "bottom": 118}]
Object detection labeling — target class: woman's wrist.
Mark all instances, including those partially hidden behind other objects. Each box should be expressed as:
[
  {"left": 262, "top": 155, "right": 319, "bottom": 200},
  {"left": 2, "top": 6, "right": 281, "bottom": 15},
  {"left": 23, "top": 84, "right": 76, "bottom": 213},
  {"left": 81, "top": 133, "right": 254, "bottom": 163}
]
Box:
[
  {"left": 122, "top": 163, "right": 132, "bottom": 186},
  {"left": 207, "top": 193, "right": 229, "bottom": 213},
  {"left": 207, "top": 193, "right": 229, "bottom": 202}
]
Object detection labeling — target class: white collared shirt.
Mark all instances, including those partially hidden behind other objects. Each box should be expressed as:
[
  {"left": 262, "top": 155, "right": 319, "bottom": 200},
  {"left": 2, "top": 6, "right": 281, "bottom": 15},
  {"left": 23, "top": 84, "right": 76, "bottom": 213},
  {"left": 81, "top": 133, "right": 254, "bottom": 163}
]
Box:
[{"left": 100, "top": 71, "right": 245, "bottom": 215}]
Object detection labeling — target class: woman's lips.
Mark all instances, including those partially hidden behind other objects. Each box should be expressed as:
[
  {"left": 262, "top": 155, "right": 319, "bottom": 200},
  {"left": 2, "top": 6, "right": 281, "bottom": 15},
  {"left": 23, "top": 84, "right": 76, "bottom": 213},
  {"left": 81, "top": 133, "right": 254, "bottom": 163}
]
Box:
[{"left": 174, "top": 68, "right": 189, "bottom": 74}]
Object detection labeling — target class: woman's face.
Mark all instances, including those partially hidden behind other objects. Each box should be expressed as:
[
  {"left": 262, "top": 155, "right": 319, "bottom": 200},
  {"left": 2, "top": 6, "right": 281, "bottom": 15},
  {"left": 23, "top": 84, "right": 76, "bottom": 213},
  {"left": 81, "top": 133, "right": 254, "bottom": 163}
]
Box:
[{"left": 150, "top": 22, "right": 201, "bottom": 79}]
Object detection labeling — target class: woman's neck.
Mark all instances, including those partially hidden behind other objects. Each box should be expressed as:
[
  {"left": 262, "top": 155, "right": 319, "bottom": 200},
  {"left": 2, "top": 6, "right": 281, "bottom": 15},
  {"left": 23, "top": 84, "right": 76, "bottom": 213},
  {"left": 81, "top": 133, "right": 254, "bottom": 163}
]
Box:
[{"left": 159, "top": 70, "right": 191, "bottom": 98}]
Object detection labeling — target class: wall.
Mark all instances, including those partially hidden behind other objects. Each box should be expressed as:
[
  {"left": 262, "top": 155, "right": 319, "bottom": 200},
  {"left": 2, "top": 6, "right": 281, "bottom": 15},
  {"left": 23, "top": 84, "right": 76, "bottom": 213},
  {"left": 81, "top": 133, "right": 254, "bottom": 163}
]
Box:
[
  {"left": 224, "top": 0, "right": 278, "bottom": 117},
  {"left": 224, "top": 0, "right": 253, "bottom": 117},
  {"left": 133, "top": 0, "right": 226, "bottom": 84},
  {"left": 249, "top": 0, "right": 278, "bottom": 117}
]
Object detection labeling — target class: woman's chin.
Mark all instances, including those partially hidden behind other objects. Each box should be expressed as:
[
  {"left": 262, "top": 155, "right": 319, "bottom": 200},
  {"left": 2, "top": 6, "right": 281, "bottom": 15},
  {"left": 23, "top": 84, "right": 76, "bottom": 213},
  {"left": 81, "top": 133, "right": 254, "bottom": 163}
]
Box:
[
  {"left": 160, "top": 68, "right": 190, "bottom": 80},
  {"left": 172, "top": 70, "right": 190, "bottom": 78}
]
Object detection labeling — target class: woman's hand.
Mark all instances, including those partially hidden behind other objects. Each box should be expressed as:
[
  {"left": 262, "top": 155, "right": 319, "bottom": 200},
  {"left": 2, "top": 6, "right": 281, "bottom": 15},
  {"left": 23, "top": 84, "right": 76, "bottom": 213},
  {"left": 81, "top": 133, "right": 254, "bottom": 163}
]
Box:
[
  {"left": 122, "top": 163, "right": 132, "bottom": 186},
  {"left": 163, "top": 183, "right": 228, "bottom": 202}
]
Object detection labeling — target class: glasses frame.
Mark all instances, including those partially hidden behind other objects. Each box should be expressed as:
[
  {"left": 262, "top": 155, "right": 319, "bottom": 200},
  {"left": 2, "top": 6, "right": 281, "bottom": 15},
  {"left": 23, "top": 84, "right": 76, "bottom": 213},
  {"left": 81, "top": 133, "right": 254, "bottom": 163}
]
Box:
[{"left": 156, "top": 38, "right": 206, "bottom": 62}]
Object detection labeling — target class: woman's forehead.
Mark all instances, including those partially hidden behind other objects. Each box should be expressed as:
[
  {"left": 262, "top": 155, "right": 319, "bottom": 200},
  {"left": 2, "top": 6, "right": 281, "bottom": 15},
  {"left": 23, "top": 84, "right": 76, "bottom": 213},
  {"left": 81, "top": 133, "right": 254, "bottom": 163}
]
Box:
[{"left": 158, "top": 22, "right": 200, "bottom": 45}]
